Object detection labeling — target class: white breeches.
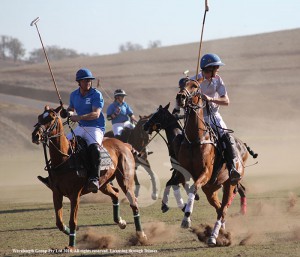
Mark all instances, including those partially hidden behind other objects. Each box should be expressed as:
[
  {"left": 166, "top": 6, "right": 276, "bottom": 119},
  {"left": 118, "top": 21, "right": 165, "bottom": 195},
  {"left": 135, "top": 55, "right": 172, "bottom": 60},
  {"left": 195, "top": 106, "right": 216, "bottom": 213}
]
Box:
[
  {"left": 204, "top": 112, "right": 227, "bottom": 137},
  {"left": 66, "top": 126, "right": 104, "bottom": 146},
  {"left": 112, "top": 121, "right": 135, "bottom": 136}
]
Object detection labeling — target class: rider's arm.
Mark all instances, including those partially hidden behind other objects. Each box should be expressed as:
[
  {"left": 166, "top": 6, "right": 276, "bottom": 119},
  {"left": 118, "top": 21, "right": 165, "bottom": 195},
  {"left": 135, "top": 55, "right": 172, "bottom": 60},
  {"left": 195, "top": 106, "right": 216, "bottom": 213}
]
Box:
[
  {"left": 203, "top": 94, "right": 229, "bottom": 106},
  {"left": 70, "top": 106, "right": 101, "bottom": 122},
  {"left": 129, "top": 114, "right": 138, "bottom": 123}
]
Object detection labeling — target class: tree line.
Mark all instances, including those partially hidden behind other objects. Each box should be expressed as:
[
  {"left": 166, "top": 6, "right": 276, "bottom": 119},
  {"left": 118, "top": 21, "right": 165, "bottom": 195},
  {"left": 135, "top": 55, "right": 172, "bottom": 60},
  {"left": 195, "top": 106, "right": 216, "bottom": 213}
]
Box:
[{"left": 0, "top": 35, "right": 162, "bottom": 63}]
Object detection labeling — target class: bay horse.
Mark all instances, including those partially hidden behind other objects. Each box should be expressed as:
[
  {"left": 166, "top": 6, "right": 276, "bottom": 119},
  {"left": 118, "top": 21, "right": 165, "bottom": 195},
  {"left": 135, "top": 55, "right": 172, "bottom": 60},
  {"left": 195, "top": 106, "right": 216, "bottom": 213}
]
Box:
[
  {"left": 175, "top": 79, "right": 255, "bottom": 246},
  {"left": 105, "top": 116, "right": 159, "bottom": 200},
  {"left": 31, "top": 105, "right": 147, "bottom": 249},
  {"left": 143, "top": 103, "right": 250, "bottom": 215},
  {"left": 143, "top": 103, "right": 196, "bottom": 213}
]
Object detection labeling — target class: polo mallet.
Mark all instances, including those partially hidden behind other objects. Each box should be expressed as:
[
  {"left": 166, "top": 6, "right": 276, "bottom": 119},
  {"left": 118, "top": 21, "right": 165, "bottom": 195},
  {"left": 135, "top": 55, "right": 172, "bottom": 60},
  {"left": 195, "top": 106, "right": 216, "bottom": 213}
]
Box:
[
  {"left": 195, "top": 0, "right": 209, "bottom": 80},
  {"left": 30, "top": 17, "right": 63, "bottom": 107}
]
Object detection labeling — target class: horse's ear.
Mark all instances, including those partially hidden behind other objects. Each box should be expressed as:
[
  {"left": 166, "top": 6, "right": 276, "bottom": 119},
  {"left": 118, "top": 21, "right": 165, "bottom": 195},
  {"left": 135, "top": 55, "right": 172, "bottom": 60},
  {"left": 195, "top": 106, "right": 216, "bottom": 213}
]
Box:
[
  {"left": 164, "top": 102, "right": 170, "bottom": 110},
  {"left": 159, "top": 105, "right": 162, "bottom": 109},
  {"left": 44, "top": 105, "right": 50, "bottom": 111}
]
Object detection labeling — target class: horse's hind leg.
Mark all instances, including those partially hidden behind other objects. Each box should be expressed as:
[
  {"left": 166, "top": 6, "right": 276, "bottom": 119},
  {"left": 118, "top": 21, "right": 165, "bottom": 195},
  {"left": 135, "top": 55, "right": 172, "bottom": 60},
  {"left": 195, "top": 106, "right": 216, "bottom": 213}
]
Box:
[
  {"left": 99, "top": 182, "right": 126, "bottom": 229},
  {"left": 237, "top": 182, "right": 247, "bottom": 215},
  {"left": 116, "top": 154, "right": 147, "bottom": 242},
  {"left": 133, "top": 171, "right": 141, "bottom": 199},
  {"left": 137, "top": 158, "right": 159, "bottom": 200}
]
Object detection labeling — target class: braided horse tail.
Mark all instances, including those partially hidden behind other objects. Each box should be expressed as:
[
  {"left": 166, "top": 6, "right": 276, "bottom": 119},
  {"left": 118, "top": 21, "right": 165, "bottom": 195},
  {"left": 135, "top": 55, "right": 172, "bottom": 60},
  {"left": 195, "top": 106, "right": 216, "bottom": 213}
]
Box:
[{"left": 244, "top": 143, "right": 258, "bottom": 159}]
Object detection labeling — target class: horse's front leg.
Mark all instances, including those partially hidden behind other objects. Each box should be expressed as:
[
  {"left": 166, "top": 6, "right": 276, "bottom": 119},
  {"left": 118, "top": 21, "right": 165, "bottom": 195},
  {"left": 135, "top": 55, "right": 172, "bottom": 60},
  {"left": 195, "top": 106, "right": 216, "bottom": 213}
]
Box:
[
  {"left": 161, "top": 170, "right": 181, "bottom": 213},
  {"left": 208, "top": 181, "right": 235, "bottom": 247},
  {"left": 53, "top": 190, "right": 70, "bottom": 235},
  {"left": 181, "top": 172, "right": 208, "bottom": 229},
  {"left": 68, "top": 193, "right": 81, "bottom": 248}
]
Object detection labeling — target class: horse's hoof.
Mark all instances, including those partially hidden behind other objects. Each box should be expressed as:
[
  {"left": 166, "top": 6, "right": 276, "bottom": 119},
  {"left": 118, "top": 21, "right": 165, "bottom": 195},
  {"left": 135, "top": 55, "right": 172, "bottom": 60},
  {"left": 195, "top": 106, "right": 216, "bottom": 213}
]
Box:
[
  {"left": 181, "top": 217, "right": 191, "bottom": 228},
  {"left": 65, "top": 246, "right": 76, "bottom": 252},
  {"left": 207, "top": 236, "right": 216, "bottom": 247},
  {"left": 161, "top": 203, "right": 169, "bottom": 213},
  {"left": 195, "top": 193, "right": 200, "bottom": 201},
  {"left": 136, "top": 231, "right": 148, "bottom": 244},
  {"left": 151, "top": 192, "right": 158, "bottom": 200},
  {"left": 118, "top": 218, "right": 127, "bottom": 229}
]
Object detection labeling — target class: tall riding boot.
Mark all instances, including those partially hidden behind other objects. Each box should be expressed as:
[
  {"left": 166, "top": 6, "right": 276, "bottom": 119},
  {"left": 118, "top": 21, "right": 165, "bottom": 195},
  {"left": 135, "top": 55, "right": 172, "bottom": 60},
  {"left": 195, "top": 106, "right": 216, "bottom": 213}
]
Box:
[
  {"left": 37, "top": 176, "right": 50, "bottom": 189},
  {"left": 87, "top": 144, "right": 101, "bottom": 193},
  {"left": 222, "top": 133, "right": 240, "bottom": 182}
]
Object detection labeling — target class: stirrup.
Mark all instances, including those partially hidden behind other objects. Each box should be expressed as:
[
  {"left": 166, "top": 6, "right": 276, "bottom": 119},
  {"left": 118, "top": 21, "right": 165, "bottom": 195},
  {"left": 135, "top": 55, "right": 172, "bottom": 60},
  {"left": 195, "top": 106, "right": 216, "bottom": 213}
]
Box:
[
  {"left": 87, "top": 179, "right": 99, "bottom": 193},
  {"left": 230, "top": 168, "right": 241, "bottom": 182}
]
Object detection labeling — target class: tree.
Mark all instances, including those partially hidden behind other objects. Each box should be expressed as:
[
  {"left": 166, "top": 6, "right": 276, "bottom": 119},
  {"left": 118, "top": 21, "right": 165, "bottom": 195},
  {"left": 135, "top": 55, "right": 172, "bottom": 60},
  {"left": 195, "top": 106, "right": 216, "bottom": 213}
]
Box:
[
  {"left": 7, "top": 38, "right": 25, "bottom": 62},
  {"left": 119, "top": 42, "right": 143, "bottom": 52},
  {"left": 0, "top": 35, "right": 10, "bottom": 60},
  {"left": 148, "top": 40, "right": 161, "bottom": 49},
  {"left": 29, "top": 46, "right": 86, "bottom": 63}
]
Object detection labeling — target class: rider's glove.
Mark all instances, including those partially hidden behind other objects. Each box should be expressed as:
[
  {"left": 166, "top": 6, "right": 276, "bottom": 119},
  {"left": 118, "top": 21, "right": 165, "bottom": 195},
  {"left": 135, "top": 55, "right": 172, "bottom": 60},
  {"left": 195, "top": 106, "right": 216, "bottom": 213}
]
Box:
[{"left": 60, "top": 108, "right": 69, "bottom": 119}]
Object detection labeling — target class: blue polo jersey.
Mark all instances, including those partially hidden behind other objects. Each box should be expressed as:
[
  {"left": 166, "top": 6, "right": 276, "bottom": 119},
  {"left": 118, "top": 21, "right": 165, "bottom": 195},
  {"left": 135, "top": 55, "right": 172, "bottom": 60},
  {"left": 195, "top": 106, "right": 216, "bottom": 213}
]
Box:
[
  {"left": 69, "top": 87, "right": 105, "bottom": 132},
  {"left": 106, "top": 101, "right": 133, "bottom": 124}
]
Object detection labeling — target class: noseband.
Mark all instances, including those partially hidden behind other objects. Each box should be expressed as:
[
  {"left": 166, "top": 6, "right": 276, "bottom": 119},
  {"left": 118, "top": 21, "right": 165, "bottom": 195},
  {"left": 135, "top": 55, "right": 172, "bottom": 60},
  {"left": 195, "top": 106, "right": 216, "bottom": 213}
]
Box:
[{"left": 34, "top": 112, "right": 60, "bottom": 143}]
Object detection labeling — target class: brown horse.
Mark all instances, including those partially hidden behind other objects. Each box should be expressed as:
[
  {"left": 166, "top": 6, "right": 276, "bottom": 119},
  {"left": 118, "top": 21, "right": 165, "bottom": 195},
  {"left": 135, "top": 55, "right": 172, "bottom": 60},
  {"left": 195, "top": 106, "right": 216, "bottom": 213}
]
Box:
[
  {"left": 176, "top": 79, "right": 252, "bottom": 246},
  {"left": 31, "top": 105, "right": 147, "bottom": 249},
  {"left": 143, "top": 103, "right": 251, "bottom": 215},
  {"left": 105, "top": 116, "right": 159, "bottom": 200}
]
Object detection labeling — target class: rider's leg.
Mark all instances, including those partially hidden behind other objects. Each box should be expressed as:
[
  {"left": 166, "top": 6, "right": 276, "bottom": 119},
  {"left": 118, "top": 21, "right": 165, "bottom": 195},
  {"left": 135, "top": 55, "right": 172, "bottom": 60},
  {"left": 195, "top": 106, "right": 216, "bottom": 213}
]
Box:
[
  {"left": 87, "top": 143, "right": 101, "bottom": 193},
  {"left": 84, "top": 127, "right": 104, "bottom": 193},
  {"left": 221, "top": 133, "right": 240, "bottom": 182}
]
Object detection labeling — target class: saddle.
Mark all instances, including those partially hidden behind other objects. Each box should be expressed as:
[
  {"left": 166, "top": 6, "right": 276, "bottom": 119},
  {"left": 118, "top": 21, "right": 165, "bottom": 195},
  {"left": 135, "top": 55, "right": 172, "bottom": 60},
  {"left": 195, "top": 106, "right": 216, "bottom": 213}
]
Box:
[{"left": 69, "top": 136, "right": 113, "bottom": 178}]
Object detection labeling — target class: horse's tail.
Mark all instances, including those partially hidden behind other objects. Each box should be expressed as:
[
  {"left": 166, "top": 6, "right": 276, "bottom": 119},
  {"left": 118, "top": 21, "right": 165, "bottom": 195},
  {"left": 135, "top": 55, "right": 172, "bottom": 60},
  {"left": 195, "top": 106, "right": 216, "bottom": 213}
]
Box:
[
  {"left": 124, "top": 143, "right": 142, "bottom": 157},
  {"left": 244, "top": 143, "right": 258, "bottom": 159}
]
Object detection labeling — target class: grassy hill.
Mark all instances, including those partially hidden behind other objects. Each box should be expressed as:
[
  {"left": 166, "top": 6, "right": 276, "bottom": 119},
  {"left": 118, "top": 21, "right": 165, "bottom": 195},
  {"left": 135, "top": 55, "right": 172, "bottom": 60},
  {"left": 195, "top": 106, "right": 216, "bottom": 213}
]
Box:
[{"left": 0, "top": 28, "right": 300, "bottom": 173}]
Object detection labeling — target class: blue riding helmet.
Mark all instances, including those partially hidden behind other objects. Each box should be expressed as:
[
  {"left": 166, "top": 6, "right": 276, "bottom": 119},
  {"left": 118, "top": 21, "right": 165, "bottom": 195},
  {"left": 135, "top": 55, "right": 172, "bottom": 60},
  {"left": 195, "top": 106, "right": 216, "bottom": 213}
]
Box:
[
  {"left": 76, "top": 68, "right": 95, "bottom": 81},
  {"left": 200, "top": 53, "right": 225, "bottom": 69}
]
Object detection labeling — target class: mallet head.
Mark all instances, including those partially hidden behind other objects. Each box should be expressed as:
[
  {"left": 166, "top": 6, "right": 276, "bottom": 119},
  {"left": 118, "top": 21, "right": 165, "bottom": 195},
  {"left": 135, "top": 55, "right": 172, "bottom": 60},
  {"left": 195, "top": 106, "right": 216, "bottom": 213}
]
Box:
[
  {"left": 205, "top": 0, "right": 209, "bottom": 11},
  {"left": 30, "top": 17, "right": 40, "bottom": 26}
]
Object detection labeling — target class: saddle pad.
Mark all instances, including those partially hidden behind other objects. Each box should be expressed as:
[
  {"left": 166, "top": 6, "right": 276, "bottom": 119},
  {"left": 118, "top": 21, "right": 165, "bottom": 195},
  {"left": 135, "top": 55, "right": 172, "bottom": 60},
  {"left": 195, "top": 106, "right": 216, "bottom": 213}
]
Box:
[{"left": 100, "top": 147, "right": 114, "bottom": 171}]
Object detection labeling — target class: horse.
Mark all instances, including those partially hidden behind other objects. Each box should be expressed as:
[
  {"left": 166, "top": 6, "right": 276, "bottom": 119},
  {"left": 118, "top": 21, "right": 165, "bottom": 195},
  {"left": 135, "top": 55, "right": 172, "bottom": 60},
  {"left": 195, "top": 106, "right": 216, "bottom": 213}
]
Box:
[
  {"left": 143, "top": 103, "right": 250, "bottom": 215},
  {"left": 143, "top": 103, "right": 197, "bottom": 213},
  {"left": 175, "top": 79, "right": 256, "bottom": 246},
  {"left": 105, "top": 116, "right": 159, "bottom": 200},
  {"left": 31, "top": 105, "right": 147, "bottom": 249}
]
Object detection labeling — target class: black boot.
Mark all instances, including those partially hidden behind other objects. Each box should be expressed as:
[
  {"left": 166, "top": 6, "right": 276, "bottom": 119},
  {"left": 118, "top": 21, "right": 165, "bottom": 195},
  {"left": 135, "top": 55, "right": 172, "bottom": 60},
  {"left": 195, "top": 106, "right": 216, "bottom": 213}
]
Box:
[
  {"left": 37, "top": 176, "right": 50, "bottom": 189},
  {"left": 221, "top": 133, "right": 240, "bottom": 182},
  {"left": 87, "top": 144, "right": 101, "bottom": 193}
]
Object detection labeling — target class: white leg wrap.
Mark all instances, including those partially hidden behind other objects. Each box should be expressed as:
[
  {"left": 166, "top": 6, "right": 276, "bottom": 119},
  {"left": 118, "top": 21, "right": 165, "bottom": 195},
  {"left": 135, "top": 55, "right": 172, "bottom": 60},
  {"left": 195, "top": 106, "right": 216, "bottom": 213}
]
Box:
[
  {"left": 211, "top": 219, "right": 222, "bottom": 238},
  {"left": 221, "top": 220, "right": 225, "bottom": 230},
  {"left": 162, "top": 186, "right": 171, "bottom": 205},
  {"left": 185, "top": 193, "right": 195, "bottom": 213},
  {"left": 173, "top": 187, "right": 185, "bottom": 209}
]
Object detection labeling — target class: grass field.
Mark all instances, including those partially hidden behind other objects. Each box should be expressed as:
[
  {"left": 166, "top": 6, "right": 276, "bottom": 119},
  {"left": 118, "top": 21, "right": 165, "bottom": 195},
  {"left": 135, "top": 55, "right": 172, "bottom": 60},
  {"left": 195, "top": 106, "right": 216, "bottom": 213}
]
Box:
[{"left": 1, "top": 175, "right": 300, "bottom": 257}]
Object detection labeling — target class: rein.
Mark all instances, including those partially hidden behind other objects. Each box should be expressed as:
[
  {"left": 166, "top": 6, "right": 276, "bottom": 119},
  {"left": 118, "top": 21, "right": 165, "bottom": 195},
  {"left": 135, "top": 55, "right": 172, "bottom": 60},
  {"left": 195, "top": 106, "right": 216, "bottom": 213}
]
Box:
[
  {"left": 181, "top": 90, "right": 210, "bottom": 145},
  {"left": 37, "top": 115, "right": 71, "bottom": 172}
]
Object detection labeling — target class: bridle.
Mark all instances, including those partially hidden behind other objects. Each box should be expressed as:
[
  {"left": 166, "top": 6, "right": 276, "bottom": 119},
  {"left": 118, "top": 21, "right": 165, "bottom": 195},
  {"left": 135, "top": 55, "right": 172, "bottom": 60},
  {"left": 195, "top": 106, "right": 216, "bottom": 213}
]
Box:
[
  {"left": 33, "top": 110, "right": 70, "bottom": 172},
  {"left": 176, "top": 80, "right": 210, "bottom": 144}
]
